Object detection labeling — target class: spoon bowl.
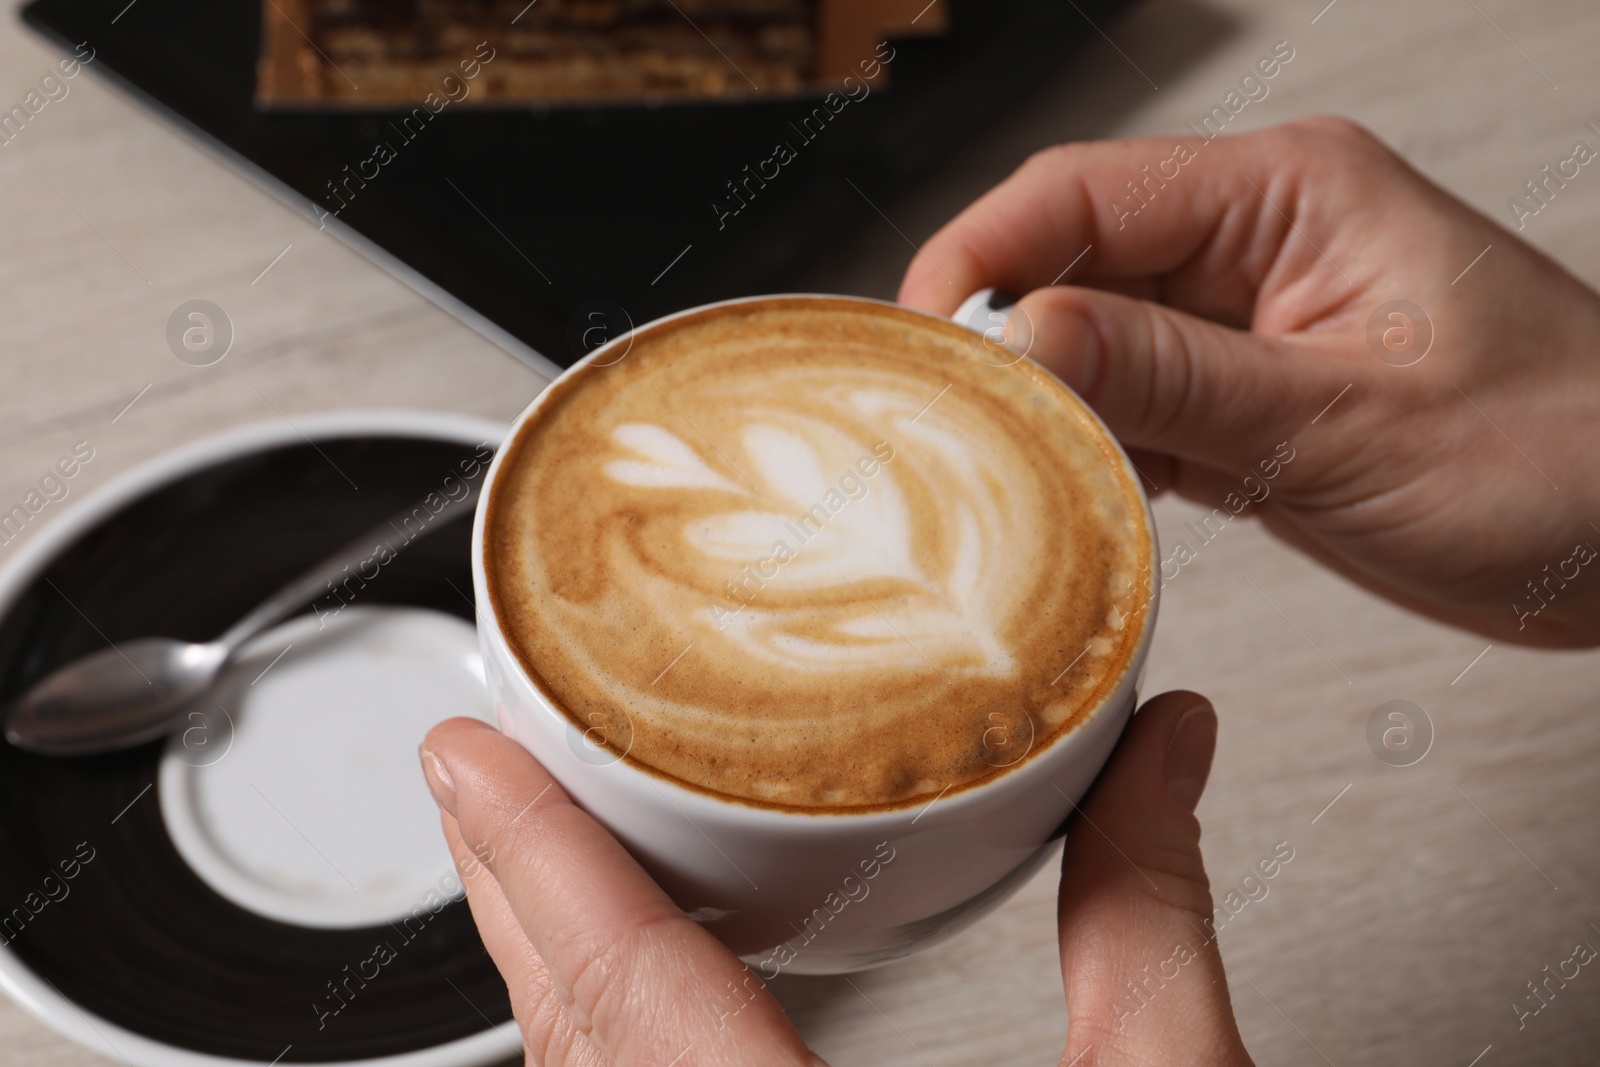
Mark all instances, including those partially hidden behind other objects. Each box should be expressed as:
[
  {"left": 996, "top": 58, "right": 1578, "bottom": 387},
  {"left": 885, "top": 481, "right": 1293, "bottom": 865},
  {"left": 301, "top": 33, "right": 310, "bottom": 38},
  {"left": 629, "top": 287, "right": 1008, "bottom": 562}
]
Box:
[
  {"left": 3, "top": 478, "right": 481, "bottom": 757},
  {"left": 4, "top": 639, "right": 226, "bottom": 756}
]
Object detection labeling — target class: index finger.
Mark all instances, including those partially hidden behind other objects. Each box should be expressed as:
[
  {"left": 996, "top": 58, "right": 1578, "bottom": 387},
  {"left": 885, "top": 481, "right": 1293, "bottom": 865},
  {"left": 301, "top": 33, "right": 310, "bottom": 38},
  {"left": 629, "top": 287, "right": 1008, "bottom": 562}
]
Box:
[
  {"left": 898, "top": 116, "right": 1388, "bottom": 322},
  {"left": 421, "top": 717, "right": 821, "bottom": 1067}
]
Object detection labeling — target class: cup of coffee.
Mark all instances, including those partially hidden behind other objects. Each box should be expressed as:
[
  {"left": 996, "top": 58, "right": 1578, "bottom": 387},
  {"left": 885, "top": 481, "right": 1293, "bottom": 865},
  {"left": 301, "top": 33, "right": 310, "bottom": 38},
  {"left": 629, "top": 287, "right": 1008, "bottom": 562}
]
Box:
[{"left": 471, "top": 294, "right": 1157, "bottom": 975}]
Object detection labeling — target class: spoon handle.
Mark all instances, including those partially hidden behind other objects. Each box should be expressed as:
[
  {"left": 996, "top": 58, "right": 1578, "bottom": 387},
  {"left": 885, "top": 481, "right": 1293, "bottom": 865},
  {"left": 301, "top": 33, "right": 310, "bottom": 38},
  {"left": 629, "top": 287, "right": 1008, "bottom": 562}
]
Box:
[{"left": 214, "top": 477, "right": 483, "bottom": 655}]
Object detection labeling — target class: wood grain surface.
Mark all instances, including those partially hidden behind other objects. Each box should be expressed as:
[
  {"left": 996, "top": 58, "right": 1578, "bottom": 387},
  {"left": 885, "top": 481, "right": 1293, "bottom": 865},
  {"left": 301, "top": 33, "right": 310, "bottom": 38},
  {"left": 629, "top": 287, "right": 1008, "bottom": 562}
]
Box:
[{"left": 1, "top": 0, "right": 1597, "bottom": 1064}]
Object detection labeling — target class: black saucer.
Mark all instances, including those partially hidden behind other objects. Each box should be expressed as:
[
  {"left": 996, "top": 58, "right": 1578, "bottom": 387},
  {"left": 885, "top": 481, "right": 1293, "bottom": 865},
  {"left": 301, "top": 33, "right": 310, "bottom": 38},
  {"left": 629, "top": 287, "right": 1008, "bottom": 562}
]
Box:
[{"left": 0, "top": 428, "right": 515, "bottom": 1062}]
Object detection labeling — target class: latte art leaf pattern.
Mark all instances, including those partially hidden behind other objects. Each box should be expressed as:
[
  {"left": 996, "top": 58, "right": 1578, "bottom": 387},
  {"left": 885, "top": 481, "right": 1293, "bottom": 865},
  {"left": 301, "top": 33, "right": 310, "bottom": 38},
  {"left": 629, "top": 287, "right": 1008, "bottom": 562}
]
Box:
[
  {"left": 605, "top": 422, "right": 744, "bottom": 493},
  {"left": 611, "top": 412, "right": 1018, "bottom": 680},
  {"left": 486, "top": 300, "right": 1152, "bottom": 811}
]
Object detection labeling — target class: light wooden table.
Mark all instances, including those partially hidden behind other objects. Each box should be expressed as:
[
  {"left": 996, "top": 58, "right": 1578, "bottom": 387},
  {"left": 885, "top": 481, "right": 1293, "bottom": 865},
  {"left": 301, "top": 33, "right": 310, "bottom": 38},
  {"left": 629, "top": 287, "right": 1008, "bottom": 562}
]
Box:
[{"left": 2, "top": 0, "right": 1598, "bottom": 1064}]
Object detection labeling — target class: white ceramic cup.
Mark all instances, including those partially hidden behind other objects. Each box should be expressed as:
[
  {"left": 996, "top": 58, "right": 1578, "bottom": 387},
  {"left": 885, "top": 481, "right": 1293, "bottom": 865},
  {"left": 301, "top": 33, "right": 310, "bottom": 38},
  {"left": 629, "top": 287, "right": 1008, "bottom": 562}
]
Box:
[{"left": 471, "top": 294, "right": 1158, "bottom": 976}]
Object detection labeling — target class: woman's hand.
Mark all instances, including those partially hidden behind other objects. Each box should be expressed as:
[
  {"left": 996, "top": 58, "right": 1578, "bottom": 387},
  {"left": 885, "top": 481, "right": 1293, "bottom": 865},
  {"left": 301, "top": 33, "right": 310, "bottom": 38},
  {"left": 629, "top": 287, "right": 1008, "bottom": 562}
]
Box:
[
  {"left": 418, "top": 715, "right": 822, "bottom": 1067},
  {"left": 419, "top": 691, "right": 1251, "bottom": 1065},
  {"left": 901, "top": 117, "right": 1600, "bottom": 647}
]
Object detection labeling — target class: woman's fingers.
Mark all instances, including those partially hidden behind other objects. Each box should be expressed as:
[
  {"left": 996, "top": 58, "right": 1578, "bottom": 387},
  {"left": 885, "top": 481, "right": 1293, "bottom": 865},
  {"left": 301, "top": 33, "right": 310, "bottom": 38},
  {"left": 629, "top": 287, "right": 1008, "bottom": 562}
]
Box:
[
  {"left": 899, "top": 116, "right": 1405, "bottom": 325},
  {"left": 1055, "top": 692, "right": 1254, "bottom": 1065},
  {"left": 420, "top": 717, "right": 821, "bottom": 1067},
  {"left": 439, "top": 810, "right": 607, "bottom": 1067},
  {"left": 1014, "top": 284, "right": 1351, "bottom": 476}
]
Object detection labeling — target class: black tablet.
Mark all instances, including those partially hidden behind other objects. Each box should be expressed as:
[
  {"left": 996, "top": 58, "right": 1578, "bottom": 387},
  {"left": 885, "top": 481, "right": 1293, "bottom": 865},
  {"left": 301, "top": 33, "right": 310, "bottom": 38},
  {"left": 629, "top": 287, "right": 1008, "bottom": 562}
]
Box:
[{"left": 20, "top": 0, "right": 1130, "bottom": 374}]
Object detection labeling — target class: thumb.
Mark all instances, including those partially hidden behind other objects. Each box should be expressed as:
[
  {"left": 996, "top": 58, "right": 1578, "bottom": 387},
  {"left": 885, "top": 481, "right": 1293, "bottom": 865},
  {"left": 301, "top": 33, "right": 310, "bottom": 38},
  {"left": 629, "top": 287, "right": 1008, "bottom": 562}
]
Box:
[
  {"left": 1011, "top": 286, "right": 1343, "bottom": 476},
  {"left": 1056, "top": 692, "right": 1253, "bottom": 1066}
]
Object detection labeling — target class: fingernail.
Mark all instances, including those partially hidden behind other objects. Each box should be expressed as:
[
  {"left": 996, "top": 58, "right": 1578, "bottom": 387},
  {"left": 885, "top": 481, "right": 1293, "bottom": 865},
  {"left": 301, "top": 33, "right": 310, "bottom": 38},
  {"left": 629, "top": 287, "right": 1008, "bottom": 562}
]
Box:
[
  {"left": 419, "top": 748, "right": 458, "bottom": 816},
  {"left": 1163, "top": 701, "right": 1217, "bottom": 813}
]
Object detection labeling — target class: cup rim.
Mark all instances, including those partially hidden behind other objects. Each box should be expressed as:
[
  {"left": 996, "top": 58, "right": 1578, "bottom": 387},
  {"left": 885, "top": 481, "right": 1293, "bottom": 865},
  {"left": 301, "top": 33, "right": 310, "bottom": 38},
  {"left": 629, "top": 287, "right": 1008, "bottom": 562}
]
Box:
[
  {"left": 473, "top": 292, "right": 1161, "bottom": 829},
  {"left": 0, "top": 408, "right": 522, "bottom": 1067}
]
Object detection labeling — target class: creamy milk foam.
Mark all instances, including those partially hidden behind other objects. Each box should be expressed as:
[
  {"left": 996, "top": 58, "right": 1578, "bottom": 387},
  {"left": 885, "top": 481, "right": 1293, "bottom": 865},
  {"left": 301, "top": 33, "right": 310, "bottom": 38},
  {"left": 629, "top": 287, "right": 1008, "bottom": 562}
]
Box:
[{"left": 485, "top": 299, "right": 1152, "bottom": 812}]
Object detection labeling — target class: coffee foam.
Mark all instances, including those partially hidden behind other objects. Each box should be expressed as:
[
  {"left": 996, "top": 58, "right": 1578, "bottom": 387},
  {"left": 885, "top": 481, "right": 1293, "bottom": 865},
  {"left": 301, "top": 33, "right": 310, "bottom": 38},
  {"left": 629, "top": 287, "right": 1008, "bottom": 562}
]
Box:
[{"left": 485, "top": 298, "right": 1152, "bottom": 812}]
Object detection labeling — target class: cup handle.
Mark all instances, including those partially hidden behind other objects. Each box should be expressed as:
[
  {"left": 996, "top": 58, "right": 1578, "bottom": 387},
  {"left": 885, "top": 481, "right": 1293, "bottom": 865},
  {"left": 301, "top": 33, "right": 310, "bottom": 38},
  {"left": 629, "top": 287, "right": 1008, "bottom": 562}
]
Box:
[{"left": 951, "top": 287, "right": 1019, "bottom": 338}]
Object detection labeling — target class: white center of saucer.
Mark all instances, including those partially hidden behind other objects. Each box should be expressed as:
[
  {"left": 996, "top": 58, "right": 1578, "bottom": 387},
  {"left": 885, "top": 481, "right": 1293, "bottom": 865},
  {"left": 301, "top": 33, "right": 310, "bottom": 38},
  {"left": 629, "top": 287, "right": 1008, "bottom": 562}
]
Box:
[{"left": 159, "top": 606, "right": 492, "bottom": 929}]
